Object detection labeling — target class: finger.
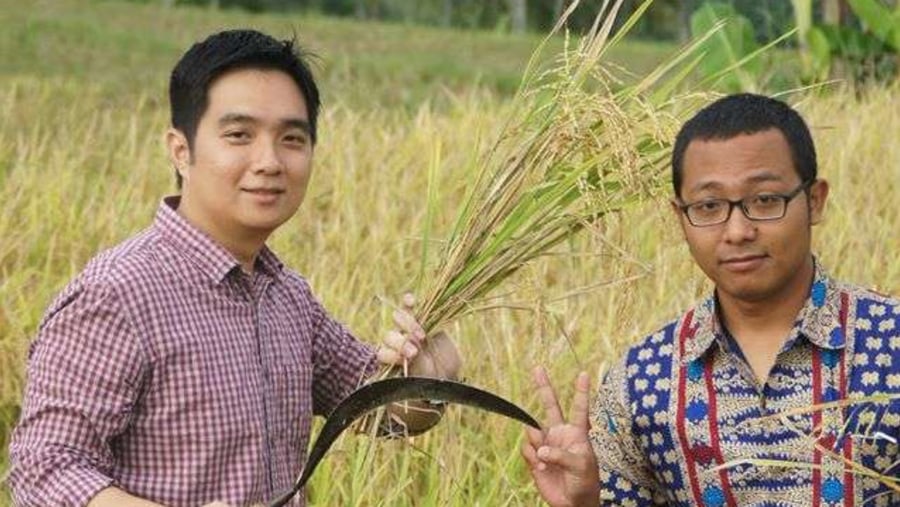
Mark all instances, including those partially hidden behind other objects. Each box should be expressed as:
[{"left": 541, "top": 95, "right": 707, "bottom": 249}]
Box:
[
  {"left": 376, "top": 345, "right": 404, "bottom": 366},
  {"left": 402, "top": 292, "right": 416, "bottom": 311},
  {"left": 520, "top": 439, "right": 544, "bottom": 470},
  {"left": 409, "top": 330, "right": 461, "bottom": 380},
  {"left": 571, "top": 371, "right": 591, "bottom": 431},
  {"left": 525, "top": 426, "right": 544, "bottom": 448},
  {"left": 536, "top": 445, "right": 592, "bottom": 472},
  {"left": 533, "top": 366, "right": 565, "bottom": 426},
  {"left": 382, "top": 330, "right": 418, "bottom": 359},
  {"left": 393, "top": 309, "right": 426, "bottom": 342}
]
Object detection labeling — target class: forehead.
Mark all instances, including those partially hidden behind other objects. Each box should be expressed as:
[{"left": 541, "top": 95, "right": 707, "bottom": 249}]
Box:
[
  {"left": 680, "top": 129, "right": 800, "bottom": 195},
  {"left": 204, "top": 67, "right": 308, "bottom": 120}
]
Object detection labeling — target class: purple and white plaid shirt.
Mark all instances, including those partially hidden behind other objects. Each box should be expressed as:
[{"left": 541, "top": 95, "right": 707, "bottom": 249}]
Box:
[{"left": 9, "top": 196, "right": 377, "bottom": 507}]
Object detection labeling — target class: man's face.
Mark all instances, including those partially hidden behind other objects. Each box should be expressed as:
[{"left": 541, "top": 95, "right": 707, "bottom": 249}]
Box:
[
  {"left": 673, "top": 129, "right": 828, "bottom": 304},
  {"left": 170, "top": 68, "right": 313, "bottom": 244}
]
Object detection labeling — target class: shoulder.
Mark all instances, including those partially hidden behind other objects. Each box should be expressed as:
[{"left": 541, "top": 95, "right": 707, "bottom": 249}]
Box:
[
  {"left": 275, "top": 269, "right": 319, "bottom": 309},
  {"left": 44, "top": 229, "right": 159, "bottom": 313},
  {"left": 279, "top": 269, "right": 313, "bottom": 294},
  {"left": 838, "top": 282, "right": 899, "bottom": 393},
  {"left": 77, "top": 228, "right": 164, "bottom": 290},
  {"left": 606, "top": 313, "right": 686, "bottom": 384},
  {"left": 841, "top": 281, "right": 899, "bottom": 342},
  {"left": 599, "top": 309, "right": 695, "bottom": 417},
  {"left": 843, "top": 282, "right": 900, "bottom": 317},
  {"left": 38, "top": 229, "right": 183, "bottom": 342}
]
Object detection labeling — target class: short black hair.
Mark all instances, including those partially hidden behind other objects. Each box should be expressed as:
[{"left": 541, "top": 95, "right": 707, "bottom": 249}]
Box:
[
  {"left": 671, "top": 93, "right": 817, "bottom": 198},
  {"left": 169, "top": 29, "right": 321, "bottom": 188}
]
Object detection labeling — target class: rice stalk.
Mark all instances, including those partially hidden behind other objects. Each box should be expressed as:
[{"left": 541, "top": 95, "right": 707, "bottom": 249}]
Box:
[
  {"left": 711, "top": 393, "right": 900, "bottom": 494},
  {"left": 412, "top": 0, "right": 728, "bottom": 335}
]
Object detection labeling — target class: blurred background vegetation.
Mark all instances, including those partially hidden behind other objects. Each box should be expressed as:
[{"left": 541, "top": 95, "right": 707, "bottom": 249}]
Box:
[{"left": 1, "top": 0, "right": 898, "bottom": 505}]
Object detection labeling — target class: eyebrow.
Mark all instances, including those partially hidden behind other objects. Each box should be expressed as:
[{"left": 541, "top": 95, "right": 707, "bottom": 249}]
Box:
[
  {"left": 689, "top": 171, "right": 785, "bottom": 194},
  {"left": 217, "top": 113, "right": 311, "bottom": 134}
]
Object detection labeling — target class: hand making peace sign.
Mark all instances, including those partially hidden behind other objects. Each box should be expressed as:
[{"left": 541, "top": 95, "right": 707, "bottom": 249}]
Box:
[{"left": 521, "top": 367, "right": 600, "bottom": 507}]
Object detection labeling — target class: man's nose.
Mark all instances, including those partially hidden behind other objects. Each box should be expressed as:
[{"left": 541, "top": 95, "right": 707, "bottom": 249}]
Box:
[
  {"left": 722, "top": 203, "right": 758, "bottom": 243},
  {"left": 252, "top": 139, "right": 284, "bottom": 174}
]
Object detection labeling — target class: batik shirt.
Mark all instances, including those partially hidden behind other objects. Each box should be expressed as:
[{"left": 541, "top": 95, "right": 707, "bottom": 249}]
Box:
[
  {"left": 591, "top": 265, "right": 900, "bottom": 506},
  {"left": 9, "top": 197, "right": 377, "bottom": 507}
]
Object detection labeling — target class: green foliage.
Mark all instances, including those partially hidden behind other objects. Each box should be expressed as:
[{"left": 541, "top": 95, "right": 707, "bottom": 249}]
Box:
[
  {"left": 690, "top": 2, "right": 761, "bottom": 91},
  {"left": 849, "top": 0, "right": 900, "bottom": 51},
  {"left": 806, "top": 0, "right": 900, "bottom": 83}
]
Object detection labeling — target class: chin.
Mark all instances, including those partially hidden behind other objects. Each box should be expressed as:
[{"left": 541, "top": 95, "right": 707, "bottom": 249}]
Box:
[
  {"left": 721, "top": 281, "right": 784, "bottom": 303},
  {"left": 241, "top": 214, "right": 291, "bottom": 233}
]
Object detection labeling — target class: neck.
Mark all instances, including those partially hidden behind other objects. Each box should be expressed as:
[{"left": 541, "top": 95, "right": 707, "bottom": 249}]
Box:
[
  {"left": 716, "top": 256, "right": 815, "bottom": 382},
  {"left": 175, "top": 198, "right": 268, "bottom": 274}
]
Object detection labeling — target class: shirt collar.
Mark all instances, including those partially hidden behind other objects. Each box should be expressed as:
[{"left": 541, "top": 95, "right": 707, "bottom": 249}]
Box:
[
  {"left": 154, "top": 196, "right": 284, "bottom": 285},
  {"left": 682, "top": 260, "right": 845, "bottom": 363}
]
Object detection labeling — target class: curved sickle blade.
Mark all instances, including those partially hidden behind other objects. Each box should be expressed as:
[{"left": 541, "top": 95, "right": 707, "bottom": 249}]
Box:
[{"left": 268, "top": 377, "right": 540, "bottom": 507}]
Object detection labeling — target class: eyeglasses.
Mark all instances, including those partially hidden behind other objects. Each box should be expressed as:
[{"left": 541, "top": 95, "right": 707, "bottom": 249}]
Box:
[{"left": 677, "top": 180, "right": 813, "bottom": 227}]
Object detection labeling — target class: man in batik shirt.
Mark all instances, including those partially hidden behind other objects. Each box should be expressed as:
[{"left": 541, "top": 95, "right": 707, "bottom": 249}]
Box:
[
  {"left": 9, "top": 30, "right": 460, "bottom": 507},
  {"left": 522, "top": 94, "right": 899, "bottom": 506}
]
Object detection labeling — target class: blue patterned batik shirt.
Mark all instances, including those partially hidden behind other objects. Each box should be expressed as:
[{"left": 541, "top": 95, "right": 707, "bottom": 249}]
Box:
[{"left": 590, "top": 264, "right": 900, "bottom": 506}]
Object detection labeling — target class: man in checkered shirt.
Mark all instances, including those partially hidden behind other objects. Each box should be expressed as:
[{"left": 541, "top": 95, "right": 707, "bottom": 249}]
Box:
[{"left": 8, "top": 30, "right": 460, "bottom": 507}]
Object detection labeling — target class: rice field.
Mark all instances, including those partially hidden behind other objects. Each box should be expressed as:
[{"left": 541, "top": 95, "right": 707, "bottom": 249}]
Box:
[{"left": 1, "top": 0, "right": 899, "bottom": 505}]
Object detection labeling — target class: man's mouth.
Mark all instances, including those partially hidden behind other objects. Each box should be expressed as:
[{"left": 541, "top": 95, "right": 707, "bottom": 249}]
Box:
[{"left": 720, "top": 254, "right": 767, "bottom": 271}]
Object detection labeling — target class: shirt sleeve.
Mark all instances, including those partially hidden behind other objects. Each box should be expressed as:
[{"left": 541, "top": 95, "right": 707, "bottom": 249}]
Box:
[
  {"left": 590, "top": 361, "right": 667, "bottom": 506},
  {"left": 304, "top": 282, "right": 377, "bottom": 416},
  {"left": 8, "top": 278, "right": 147, "bottom": 507}
]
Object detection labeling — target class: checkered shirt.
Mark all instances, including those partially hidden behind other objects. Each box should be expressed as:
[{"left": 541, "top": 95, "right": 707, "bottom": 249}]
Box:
[{"left": 9, "top": 196, "right": 377, "bottom": 506}]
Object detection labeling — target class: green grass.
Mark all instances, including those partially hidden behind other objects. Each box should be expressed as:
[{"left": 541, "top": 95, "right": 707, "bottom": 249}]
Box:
[
  {"left": 0, "top": 0, "right": 675, "bottom": 110},
  {"left": 1, "top": 0, "right": 899, "bottom": 505}
]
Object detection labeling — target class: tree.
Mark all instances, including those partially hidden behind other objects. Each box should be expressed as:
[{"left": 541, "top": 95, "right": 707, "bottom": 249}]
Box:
[{"left": 507, "top": 0, "right": 528, "bottom": 33}]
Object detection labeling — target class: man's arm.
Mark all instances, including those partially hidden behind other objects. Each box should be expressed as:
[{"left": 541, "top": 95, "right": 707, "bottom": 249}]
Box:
[
  {"left": 87, "top": 488, "right": 164, "bottom": 507},
  {"left": 8, "top": 279, "right": 145, "bottom": 507},
  {"left": 88, "top": 488, "right": 237, "bottom": 507},
  {"left": 589, "top": 363, "right": 667, "bottom": 506}
]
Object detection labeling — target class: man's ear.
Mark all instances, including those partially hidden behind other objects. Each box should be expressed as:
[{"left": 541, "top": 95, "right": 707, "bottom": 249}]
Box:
[
  {"left": 808, "top": 178, "right": 830, "bottom": 225},
  {"left": 165, "top": 128, "right": 191, "bottom": 183},
  {"left": 670, "top": 198, "right": 689, "bottom": 237}
]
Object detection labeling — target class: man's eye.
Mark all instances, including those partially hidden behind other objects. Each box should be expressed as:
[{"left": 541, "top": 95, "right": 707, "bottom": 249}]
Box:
[
  {"left": 283, "top": 133, "right": 309, "bottom": 146},
  {"left": 752, "top": 194, "right": 780, "bottom": 205},
  {"left": 225, "top": 131, "right": 249, "bottom": 141},
  {"left": 696, "top": 201, "right": 724, "bottom": 211}
]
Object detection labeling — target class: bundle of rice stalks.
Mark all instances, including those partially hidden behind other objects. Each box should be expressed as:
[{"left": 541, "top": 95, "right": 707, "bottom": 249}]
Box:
[
  {"left": 412, "top": 0, "right": 753, "bottom": 335},
  {"left": 341, "top": 0, "right": 782, "bottom": 485}
]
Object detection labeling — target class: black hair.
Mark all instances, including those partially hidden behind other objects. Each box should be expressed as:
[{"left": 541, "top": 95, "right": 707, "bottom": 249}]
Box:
[
  {"left": 671, "top": 93, "right": 817, "bottom": 197},
  {"left": 169, "top": 29, "right": 321, "bottom": 188}
]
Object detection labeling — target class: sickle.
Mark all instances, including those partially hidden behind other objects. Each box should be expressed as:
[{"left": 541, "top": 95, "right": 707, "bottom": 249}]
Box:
[{"left": 268, "top": 377, "right": 540, "bottom": 507}]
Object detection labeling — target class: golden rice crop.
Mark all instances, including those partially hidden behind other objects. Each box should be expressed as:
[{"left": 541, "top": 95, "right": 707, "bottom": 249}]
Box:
[{"left": 1, "top": 2, "right": 899, "bottom": 505}]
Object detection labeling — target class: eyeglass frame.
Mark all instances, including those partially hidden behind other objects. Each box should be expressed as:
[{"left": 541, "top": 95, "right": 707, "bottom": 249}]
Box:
[{"left": 676, "top": 179, "right": 814, "bottom": 227}]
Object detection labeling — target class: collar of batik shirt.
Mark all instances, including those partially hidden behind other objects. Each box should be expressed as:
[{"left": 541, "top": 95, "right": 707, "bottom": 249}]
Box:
[
  {"left": 681, "top": 257, "right": 847, "bottom": 365},
  {"left": 155, "top": 195, "right": 285, "bottom": 285}
]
